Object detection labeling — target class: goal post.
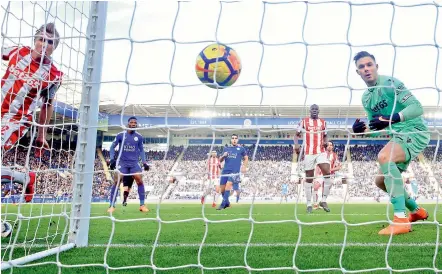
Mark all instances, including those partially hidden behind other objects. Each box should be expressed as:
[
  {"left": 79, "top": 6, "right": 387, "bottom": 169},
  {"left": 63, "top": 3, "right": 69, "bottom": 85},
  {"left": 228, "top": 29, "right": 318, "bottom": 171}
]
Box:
[
  {"left": 68, "top": 0, "right": 108, "bottom": 248},
  {"left": 0, "top": 1, "right": 107, "bottom": 270}
]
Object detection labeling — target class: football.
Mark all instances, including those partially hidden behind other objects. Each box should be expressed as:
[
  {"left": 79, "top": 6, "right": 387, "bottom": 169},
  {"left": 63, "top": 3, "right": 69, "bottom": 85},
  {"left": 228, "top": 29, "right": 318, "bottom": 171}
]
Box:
[
  {"left": 1, "top": 221, "right": 13, "bottom": 238},
  {"left": 195, "top": 43, "right": 241, "bottom": 89}
]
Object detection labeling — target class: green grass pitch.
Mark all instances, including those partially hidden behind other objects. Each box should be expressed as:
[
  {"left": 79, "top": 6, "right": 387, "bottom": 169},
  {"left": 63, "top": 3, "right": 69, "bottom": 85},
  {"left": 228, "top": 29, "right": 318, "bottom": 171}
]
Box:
[{"left": 1, "top": 203, "right": 441, "bottom": 273}]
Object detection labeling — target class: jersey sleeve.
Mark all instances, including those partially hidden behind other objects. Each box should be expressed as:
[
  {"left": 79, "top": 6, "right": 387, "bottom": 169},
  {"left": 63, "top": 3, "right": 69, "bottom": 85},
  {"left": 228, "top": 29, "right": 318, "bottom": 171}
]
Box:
[
  {"left": 109, "top": 134, "right": 121, "bottom": 160},
  {"left": 2, "top": 46, "right": 18, "bottom": 61},
  {"left": 323, "top": 120, "right": 327, "bottom": 136},
  {"left": 388, "top": 79, "right": 424, "bottom": 121},
  {"left": 241, "top": 147, "right": 247, "bottom": 157},
  {"left": 138, "top": 136, "right": 146, "bottom": 163}
]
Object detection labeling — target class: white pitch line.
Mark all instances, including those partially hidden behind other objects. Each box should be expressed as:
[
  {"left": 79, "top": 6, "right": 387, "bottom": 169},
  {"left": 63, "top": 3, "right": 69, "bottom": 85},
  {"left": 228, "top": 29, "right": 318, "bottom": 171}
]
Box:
[
  {"left": 3, "top": 242, "right": 441, "bottom": 249},
  {"left": 89, "top": 213, "right": 392, "bottom": 217}
]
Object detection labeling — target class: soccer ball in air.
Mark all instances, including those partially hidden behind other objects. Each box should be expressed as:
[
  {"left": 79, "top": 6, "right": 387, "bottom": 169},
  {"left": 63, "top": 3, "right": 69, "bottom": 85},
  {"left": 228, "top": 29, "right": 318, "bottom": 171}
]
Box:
[{"left": 195, "top": 43, "right": 241, "bottom": 89}]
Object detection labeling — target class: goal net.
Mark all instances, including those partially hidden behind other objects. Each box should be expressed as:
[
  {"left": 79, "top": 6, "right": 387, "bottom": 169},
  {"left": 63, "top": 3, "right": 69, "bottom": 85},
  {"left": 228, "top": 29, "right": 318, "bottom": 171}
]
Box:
[{"left": 1, "top": 1, "right": 441, "bottom": 273}]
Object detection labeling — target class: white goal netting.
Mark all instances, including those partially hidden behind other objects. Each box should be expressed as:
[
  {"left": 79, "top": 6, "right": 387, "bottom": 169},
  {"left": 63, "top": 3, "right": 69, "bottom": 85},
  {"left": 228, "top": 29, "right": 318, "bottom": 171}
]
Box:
[{"left": 1, "top": 1, "right": 441, "bottom": 273}]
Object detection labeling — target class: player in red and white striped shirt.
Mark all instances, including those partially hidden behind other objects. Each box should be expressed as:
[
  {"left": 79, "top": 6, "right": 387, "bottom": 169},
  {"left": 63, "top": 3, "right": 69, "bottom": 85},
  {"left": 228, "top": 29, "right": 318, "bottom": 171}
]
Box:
[
  {"left": 201, "top": 151, "right": 221, "bottom": 207},
  {"left": 294, "top": 104, "right": 332, "bottom": 213},
  {"left": 1, "top": 23, "right": 63, "bottom": 203}
]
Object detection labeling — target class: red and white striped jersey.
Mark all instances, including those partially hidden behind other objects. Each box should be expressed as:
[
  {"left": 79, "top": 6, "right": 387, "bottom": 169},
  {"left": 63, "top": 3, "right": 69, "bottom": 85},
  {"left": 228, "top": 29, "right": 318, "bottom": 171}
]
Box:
[
  {"left": 1, "top": 46, "right": 63, "bottom": 122},
  {"left": 297, "top": 118, "right": 327, "bottom": 155},
  {"left": 327, "top": 151, "right": 339, "bottom": 174},
  {"left": 207, "top": 156, "right": 220, "bottom": 179}
]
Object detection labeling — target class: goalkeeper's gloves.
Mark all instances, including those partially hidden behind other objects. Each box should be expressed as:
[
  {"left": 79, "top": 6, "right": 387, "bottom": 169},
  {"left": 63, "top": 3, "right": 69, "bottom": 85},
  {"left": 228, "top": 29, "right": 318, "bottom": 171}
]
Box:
[
  {"left": 143, "top": 162, "right": 150, "bottom": 171},
  {"left": 352, "top": 118, "right": 367, "bottom": 134},
  {"left": 369, "top": 114, "right": 401, "bottom": 131},
  {"left": 109, "top": 159, "right": 116, "bottom": 170}
]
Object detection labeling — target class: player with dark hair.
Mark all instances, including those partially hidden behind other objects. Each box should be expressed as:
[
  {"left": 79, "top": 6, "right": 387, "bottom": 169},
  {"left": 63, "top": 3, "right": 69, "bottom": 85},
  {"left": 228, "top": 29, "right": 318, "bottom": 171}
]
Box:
[
  {"left": 294, "top": 104, "right": 332, "bottom": 213},
  {"left": 107, "top": 117, "right": 150, "bottom": 213},
  {"left": 217, "top": 134, "right": 248, "bottom": 210},
  {"left": 353, "top": 51, "right": 429, "bottom": 235},
  {"left": 1, "top": 23, "right": 63, "bottom": 203}
]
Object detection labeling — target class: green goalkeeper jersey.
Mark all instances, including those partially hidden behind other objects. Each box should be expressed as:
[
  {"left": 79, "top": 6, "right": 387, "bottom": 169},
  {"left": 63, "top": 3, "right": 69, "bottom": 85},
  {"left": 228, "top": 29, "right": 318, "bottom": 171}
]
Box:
[{"left": 361, "top": 75, "right": 427, "bottom": 135}]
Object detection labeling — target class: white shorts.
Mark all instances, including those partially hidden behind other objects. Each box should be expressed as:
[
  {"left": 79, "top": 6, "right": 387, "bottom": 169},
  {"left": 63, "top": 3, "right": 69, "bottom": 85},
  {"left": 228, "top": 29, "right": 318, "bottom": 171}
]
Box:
[{"left": 304, "top": 153, "right": 329, "bottom": 171}]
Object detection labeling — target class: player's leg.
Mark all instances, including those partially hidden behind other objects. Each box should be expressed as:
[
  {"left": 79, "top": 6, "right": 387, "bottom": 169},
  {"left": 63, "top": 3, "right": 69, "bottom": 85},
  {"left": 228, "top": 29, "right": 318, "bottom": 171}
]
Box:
[
  {"left": 132, "top": 167, "right": 149, "bottom": 212},
  {"left": 212, "top": 182, "right": 220, "bottom": 207},
  {"left": 313, "top": 181, "right": 320, "bottom": 209},
  {"left": 108, "top": 171, "right": 122, "bottom": 212},
  {"left": 303, "top": 155, "right": 315, "bottom": 213},
  {"left": 376, "top": 129, "right": 430, "bottom": 235},
  {"left": 317, "top": 156, "right": 332, "bottom": 212},
  {"left": 374, "top": 168, "right": 427, "bottom": 223},
  {"left": 1, "top": 122, "right": 35, "bottom": 203},
  {"left": 233, "top": 183, "right": 240, "bottom": 203},
  {"left": 122, "top": 175, "right": 133, "bottom": 206},
  {"left": 217, "top": 174, "right": 232, "bottom": 210}
]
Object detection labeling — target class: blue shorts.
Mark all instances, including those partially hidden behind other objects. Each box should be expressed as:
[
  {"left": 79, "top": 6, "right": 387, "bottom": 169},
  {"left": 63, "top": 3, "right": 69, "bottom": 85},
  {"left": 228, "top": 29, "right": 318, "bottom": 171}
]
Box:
[
  {"left": 219, "top": 172, "right": 241, "bottom": 186},
  {"left": 118, "top": 164, "right": 142, "bottom": 176},
  {"left": 233, "top": 182, "right": 240, "bottom": 191},
  {"left": 282, "top": 191, "right": 288, "bottom": 195}
]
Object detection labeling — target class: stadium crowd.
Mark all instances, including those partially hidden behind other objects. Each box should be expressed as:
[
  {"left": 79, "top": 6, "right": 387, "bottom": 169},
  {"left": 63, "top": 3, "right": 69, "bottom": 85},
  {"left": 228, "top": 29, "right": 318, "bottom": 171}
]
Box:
[{"left": 2, "top": 143, "right": 440, "bottom": 202}]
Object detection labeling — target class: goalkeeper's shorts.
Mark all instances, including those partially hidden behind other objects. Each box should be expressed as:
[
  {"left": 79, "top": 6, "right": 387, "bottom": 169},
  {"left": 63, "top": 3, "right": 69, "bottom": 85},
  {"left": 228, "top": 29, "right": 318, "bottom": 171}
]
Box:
[{"left": 392, "top": 125, "right": 430, "bottom": 172}]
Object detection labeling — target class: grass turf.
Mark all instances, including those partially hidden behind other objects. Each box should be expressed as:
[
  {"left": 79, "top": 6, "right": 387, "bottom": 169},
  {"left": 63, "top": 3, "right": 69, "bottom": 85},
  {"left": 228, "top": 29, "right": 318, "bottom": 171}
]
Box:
[{"left": 1, "top": 203, "right": 441, "bottom": 273}]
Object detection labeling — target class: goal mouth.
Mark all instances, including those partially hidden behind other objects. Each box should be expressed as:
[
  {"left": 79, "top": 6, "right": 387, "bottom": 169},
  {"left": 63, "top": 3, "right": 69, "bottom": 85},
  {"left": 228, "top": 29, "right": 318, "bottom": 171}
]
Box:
[{"left": 1, "top": 1, "right": 441, "bottom": 273}]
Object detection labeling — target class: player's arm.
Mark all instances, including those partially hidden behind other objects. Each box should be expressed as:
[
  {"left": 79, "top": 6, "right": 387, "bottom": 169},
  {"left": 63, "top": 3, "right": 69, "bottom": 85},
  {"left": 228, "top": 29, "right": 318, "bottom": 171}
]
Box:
[
  {"left": 138, "top": 137, "right": 149, "bottom": 171},
  {"left": 241, "top": 149, "right": 249, "bottom": 174},
  {"left": 1, "top": 46, "right": 18, "bottom": 61},
  {"left": 368, "top": 79, "right": 423, "bottom": 131},
  {"left": 108, "top": 134, "right": 121, "bottom": 170},
  {"left": 219, "top": 148, "right": 228, "bottom": 163},
  {"left": 36, "top": 82, "right": 61, "bottom": 148},
  {"left": 294, "top": 120, "right": 303, "bottom": 153},
  {"left": 331, "top": 157, "right": 342, "bottom": 172},
  {"left": 322, "top": 120, "right": 328, "bottom": 149}
]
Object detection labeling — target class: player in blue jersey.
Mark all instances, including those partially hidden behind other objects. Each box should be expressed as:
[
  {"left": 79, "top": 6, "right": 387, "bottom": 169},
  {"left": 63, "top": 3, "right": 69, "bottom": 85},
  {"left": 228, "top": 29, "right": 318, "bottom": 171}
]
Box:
[
  {"left": 217, "top": 134, "right": 248, "bottom": 210},
  {"left": 107, "top": 117, "right": 150, "bottom": 213},
  {"left": 280, "top": 182, "right": 289, "bottom": 203}
]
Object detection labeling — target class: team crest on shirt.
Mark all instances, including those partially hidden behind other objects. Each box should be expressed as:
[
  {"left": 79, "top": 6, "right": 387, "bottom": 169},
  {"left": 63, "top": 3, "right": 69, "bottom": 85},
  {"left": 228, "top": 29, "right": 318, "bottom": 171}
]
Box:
[
  {"left": 134, "top": 137, "right": 138, "bottom": 141},
  {"left": 237, "top": 148, "right": 240, "bottom": 150}
]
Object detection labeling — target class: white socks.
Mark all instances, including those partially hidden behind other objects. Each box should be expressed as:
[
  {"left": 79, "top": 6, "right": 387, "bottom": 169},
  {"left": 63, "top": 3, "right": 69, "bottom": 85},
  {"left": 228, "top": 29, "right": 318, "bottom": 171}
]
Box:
[{"left": 304, "top": 182, "right": 313, "bottom": 206}]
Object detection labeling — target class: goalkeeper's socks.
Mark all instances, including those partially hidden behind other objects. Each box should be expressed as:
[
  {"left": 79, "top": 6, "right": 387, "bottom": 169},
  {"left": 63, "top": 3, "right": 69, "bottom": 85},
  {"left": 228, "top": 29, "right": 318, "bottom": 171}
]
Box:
[
  {"left": 137, "top": 184, "right": 145, "bottom": 206},
  {"left": 404, "top": 189, "right": 419, "bottom": 213},
  {"left": 321, "top": 177, "right": 332, "bottom": 202},
  {"left": 380, "top": 162, "right": 406, "bottom": 215},
  {"left": 304, "top": 182, "right": 313, "bottom": 206},
  {"left": 109, "top": 184, "right": 117, "bottom": 207}
]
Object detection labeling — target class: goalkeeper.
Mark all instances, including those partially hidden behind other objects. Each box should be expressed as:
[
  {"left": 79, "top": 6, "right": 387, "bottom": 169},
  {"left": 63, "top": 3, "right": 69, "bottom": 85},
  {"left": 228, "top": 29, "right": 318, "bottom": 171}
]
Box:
[
  {"left": 107, "top": 117, "right": 150, "bottom": 213},
  {"left": 352, "top": 51, "right": 429, "bottom": 235}
]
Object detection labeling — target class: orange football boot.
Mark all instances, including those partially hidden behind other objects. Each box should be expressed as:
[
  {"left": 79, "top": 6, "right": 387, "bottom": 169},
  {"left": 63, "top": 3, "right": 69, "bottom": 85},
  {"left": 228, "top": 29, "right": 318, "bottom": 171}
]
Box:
[
  {"left": 378, "top": 216, "right": 411, "bottom": 235},
  {"left": 140, "top": 205, "right": 149, "bottom": 212},
  {"left": 408, "top": 207, "right": 428, "bottom": 223}
]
